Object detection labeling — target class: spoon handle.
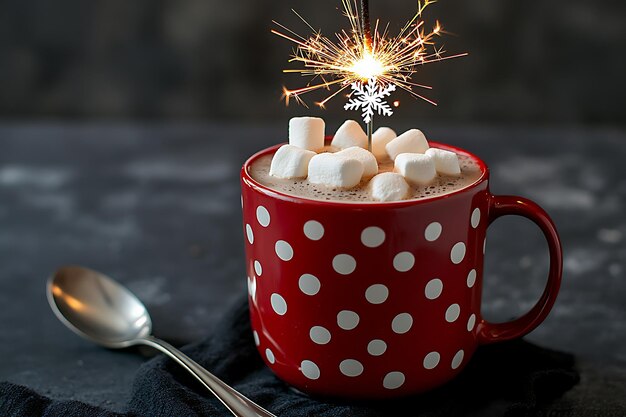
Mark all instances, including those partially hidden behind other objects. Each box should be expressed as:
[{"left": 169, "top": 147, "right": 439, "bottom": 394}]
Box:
[{"left": 139, "top": 336, "right": 277, "bottom": 417}]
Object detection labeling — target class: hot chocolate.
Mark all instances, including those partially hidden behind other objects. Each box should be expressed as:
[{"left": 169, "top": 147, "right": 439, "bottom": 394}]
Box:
[{"left": 249, "top": 146, "right": 482, "bottom": 203}]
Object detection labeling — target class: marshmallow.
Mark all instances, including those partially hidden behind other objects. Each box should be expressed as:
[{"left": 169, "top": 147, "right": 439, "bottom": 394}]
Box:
[
  {"left": 372, "top": 127, "right": 397, "bottom": 161},
  {"left": 308, "top": 152, "right": 364, "bottom": 188},
  {"left": 331, "top": 120, "right": 368, "bottom": 149},
  {"left": 385, "top": 129, "right": 429, "bottom": 160},
  {"left": 269, "top": 144, "right": 316, "bottom": 179},
  {"left": 335, "top": 146, "right": 378, "bottom": 178},
  {"left": 425, "top": 148, "right": 461, "bottom": 176},
  {"left": 289, "top": 117, "right": 325, "bottom": 151},
  {"left": 395, "top": 153, "right": 436, "bottom": 184},
  {"left": 369, "top": 172, "right": 410, "bottom": 202}
]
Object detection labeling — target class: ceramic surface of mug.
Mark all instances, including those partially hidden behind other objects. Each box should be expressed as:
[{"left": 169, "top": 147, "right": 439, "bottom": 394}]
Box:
[{"left": 240, "top": 141, "right": 562, "bottom": 399}]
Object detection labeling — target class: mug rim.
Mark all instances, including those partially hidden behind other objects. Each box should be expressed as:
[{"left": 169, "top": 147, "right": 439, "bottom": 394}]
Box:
[{"left": 241, "top": 140, "right": 489, "bottom": 208}]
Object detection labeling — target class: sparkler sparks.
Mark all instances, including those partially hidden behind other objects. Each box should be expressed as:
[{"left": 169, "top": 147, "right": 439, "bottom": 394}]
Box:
[{"left": 272, "top": 0, "right": 467, "bottom": 110}]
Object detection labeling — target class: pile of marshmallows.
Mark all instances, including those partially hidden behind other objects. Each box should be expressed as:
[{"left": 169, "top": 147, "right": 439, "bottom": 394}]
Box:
[{"left": 270, "top": 117, "right": 461, "bottom": 202}]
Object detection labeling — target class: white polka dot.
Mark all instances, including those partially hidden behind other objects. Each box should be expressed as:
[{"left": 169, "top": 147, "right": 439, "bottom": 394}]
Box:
[
  {"left": 446, "top": 303, "right": 460, "bottom": 322},
  {"left": 247, "top": 276, "right": 256, "bottom": 300},
  {"left": 333, "top": 254, "right": 356, "bottom": 275},
  {"left": 425, "top": 278, "right": 443, "bottom": 300},
  {"left": 451, "top": 242, "right": 466, "bottom": 264},
  {"left": 265, "top": 348, "right": 275, "bottom": 364},
  {"left": 299, "top": 274, "right": 321, "bottom": 296},
  {"left": 393, "top": 252, "right": 415, "bottom": 272},
  {"left": 245, "top": 224, "right": 254, "bottom": 244},
  {"left": 256, "top": 206, "right": 270, "bottom": 227},
  {"left": 471, "top": 208, "right": 481, "bottom": 228},
  {"left": 270, "top": 293, "right": 287, "bottom": 315},
  {"left": 467, "top": 269, "right": 477, "bottom": 288},
  {"left": 253, "top": 330, "right": 260, "bottom": 346},
  {"left": 467, "top": 314, "right": 476, "bottom": 331},
  {"left": 301, "top": 360, "right": 320, "bottom": 380},
  {"left": 367, "top": 339, "right": 387, "bottom": 356},
  {"left": 309, "top": 326, "right": 331, "bottom": 345},
  {"left": 361, "top": 227, "right": 385, "bottom": 248},
  {"left": 451, "top": 350, "right": 465, "bottom": 369},
  {"left": 425, "top": 222, "right": 442, "bottom": 241},
  {"left": 275, "top": 240, "right": 294, "bottom": 261},
  {"left": 365, "top": 284, "right": 389, "bottom": 304},
  {"left": 483, "top": 238, "right": 487, "bottom": 255},
  {"left": 337, "top": 310, "right": 360, "bottom": 330},
  {"left": 423, "top": 351, "right": 440, "bottom": 370},
  {"left": 254, "top": 260, "right": 262, "bottom": 276},
  {"left": 304, "top": 220, "right": 324, "bottom": 240},
  {"left": 241, "top": 195, "right": 243, "bottom": 208},
  {"left": 383, "top": 371, "right": 405, "bottom": 389},
  {"left": 391, "top": 313, "right": 413, "bottom": 334},
  {"left": 339, "top": 359, "right": 364, "bottom": 377}
]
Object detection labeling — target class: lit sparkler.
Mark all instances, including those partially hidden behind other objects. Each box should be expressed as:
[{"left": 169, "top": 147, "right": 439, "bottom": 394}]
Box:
[{"left": 272, "top": 0, "right": 466, "bottom": 148}]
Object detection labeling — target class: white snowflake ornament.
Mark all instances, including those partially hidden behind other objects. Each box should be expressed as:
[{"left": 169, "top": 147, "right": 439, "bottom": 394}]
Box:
[{"left": 344, "top": 77, "right": 397, "bottom": 124}]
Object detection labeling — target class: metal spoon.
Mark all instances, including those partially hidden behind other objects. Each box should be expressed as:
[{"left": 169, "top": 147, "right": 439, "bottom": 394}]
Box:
[{"left": 47, "top": 265, "right": 277, "bottom": 417}]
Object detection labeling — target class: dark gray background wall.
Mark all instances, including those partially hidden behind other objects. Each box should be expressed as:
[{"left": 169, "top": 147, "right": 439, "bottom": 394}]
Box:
[{"left": 0, "top": 0, "right": 624, "bottom": 124}]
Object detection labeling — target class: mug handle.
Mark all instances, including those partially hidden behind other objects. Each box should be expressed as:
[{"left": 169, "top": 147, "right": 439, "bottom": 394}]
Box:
[{"left": 477, "top": 195, "right": 563, "bottom": 344}]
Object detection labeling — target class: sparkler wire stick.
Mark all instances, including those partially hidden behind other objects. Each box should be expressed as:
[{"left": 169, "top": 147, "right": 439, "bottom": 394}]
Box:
[
  {"left": 360, "top": 0, "right": 374, "bottom": 150},
  {"left": 366, "top": 118, "right": 373, "bottom": 152},
  {"left": 360, "top": 0, "right": 373, "bottom": 51}
]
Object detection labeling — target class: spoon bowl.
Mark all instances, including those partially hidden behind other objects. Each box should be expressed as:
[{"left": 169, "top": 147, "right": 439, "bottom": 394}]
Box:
[{"left": 48, "top": 266, "right": 151, "bottom": 348}]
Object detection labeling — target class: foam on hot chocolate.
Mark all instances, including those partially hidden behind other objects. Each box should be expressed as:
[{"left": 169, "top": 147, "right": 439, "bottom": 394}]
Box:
[{"left": 249, "top": 149, "right": 482, "bottom": 203}]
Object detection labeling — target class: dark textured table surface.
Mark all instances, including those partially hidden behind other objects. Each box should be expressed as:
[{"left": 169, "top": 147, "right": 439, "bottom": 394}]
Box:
[{"left": 1, "top": 123, "right": 625, "bottom": 414}]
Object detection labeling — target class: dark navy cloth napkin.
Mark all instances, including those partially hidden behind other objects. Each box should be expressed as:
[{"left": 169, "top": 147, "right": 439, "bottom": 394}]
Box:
[{"left": 0, "top": 295, "right": 579, "bottom": 417}]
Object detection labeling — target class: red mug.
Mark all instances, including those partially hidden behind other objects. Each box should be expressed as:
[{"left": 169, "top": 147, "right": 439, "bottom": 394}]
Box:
[{"left": 240, "top": 141, "right": 562, "bottom": 399}]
